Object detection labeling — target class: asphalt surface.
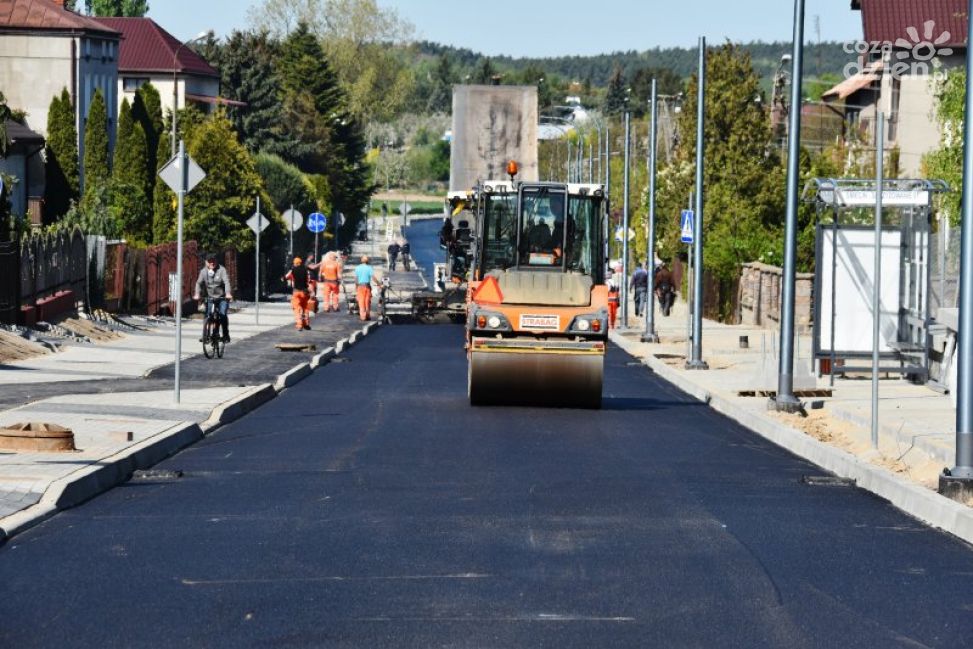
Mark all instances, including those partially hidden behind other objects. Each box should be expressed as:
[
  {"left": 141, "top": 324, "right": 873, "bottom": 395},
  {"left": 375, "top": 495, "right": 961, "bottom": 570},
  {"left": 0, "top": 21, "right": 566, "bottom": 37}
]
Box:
[
  {"left": 403, "top": 219, "right": 443, "bottom": 280},
  {"left": 0, "top": 301, "right": 365, "bottom": 409},
  {"left": 1, "top": 324, "right": 973, "bottom": 647}
]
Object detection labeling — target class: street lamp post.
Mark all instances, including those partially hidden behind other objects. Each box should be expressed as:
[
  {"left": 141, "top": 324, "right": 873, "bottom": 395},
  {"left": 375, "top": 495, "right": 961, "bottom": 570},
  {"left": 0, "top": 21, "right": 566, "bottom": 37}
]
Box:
[{"left": 171, "top": 30, "right": 210, "bottom": 158}]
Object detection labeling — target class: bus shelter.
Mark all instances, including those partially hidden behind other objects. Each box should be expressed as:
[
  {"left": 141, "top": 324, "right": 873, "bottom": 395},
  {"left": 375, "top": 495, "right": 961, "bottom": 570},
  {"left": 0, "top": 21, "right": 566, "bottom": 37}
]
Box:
[{"left": 803, "top": 178, "right": 949, "bottom": 385}]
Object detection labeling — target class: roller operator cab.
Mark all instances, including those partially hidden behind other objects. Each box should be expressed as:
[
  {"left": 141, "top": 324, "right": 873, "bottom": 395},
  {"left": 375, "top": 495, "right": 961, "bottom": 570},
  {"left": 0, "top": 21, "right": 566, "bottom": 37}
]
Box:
[{"left": 466, "top": 181, "right": 608, "bottom": 408}]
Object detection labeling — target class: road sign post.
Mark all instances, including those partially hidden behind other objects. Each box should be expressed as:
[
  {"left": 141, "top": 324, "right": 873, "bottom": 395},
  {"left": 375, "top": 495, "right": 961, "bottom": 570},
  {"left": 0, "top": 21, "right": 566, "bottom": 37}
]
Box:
[
  {"left": 159, "top": 140, "right": 205, "bottom": 404},
  {"left": 307, "top": 212, "right": 327, "bottom": 262},
  {"left": 247, "top": 200, "right": 270, "bottom": 326},
  {"left": 680, "top": 210, "right": 694, "bottom": 244},
  {"left": 282, "top": 206, "right": 304, "bottom": 260}
]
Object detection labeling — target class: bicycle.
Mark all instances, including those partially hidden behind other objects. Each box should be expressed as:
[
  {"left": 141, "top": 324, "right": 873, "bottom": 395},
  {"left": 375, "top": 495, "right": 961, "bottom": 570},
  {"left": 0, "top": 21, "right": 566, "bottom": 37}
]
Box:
[{"left": 201, "top": 297, "right": 228, "bottom": 359}]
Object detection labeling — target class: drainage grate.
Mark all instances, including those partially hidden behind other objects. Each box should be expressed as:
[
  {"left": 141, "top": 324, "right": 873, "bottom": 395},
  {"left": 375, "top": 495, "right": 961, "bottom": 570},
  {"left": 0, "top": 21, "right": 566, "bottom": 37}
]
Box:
[
  {"left": 801, "top": 475, "right": 855, "bottom": 487},
  {"left": 132, "top": 469, "right": 183, "bottom": 481}
]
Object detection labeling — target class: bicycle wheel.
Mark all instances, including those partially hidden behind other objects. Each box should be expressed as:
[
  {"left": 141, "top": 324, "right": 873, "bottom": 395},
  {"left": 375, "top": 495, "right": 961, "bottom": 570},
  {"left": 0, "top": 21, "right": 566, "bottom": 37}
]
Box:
[
  {"left": 202, "top": 319, "right": 216, "bottom": 358},
  {"left": 215, "top": 334, "right": 225, "bottom": 358}
]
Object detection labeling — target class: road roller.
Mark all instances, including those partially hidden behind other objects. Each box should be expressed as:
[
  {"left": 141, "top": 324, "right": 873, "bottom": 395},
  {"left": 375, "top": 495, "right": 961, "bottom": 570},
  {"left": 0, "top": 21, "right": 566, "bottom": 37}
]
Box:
[{"left": 466, "top": 177, "right": 608, "bottom": 408}]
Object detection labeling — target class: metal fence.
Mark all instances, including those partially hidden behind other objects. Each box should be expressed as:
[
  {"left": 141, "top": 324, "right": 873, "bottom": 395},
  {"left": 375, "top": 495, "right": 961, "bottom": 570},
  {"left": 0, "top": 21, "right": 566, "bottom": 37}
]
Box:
[
  {"left": 19, "top": 229, "right": 87, "bottom": 308},
  {"left": 0, "top": 240, "right": 18, "bottom": 324},
  {"left": 930, "top": 222, "right": 961, "bottom": 318}
]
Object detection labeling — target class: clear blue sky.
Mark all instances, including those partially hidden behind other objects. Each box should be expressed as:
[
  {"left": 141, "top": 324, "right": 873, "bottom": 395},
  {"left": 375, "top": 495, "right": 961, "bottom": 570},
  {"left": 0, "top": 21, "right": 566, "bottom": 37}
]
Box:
[{"left": 148, "top": 0, "right": 863, "bottom": 56}]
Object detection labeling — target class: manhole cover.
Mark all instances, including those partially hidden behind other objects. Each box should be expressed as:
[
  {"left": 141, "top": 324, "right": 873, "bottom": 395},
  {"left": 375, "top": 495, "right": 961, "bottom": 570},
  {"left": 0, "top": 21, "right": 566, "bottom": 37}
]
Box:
[{"left": 0, "top": 422, "right": 76, "bottom": 452}]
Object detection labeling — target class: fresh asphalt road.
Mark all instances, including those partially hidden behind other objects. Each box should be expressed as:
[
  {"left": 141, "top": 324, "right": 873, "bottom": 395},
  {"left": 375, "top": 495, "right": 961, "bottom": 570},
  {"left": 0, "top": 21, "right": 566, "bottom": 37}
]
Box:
[{"left": 2, "top": 324, "right": 973, "bottom": 647}]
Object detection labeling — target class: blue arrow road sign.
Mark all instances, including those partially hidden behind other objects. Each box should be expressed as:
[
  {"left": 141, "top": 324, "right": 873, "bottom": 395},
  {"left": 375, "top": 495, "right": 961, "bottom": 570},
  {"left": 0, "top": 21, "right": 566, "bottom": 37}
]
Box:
[
  {"left": 307, "top": 212, "right": 327, "bottom": 233},
  {"left": 680, "top": 210, "right": 694, "bottom": 244}
]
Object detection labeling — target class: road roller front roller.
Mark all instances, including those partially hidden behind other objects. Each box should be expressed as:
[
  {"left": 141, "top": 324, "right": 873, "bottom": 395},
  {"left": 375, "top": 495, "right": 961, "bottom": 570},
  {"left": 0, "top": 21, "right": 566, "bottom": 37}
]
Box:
[{"left": 468, "top": 337, "right": 605, "bottom": 408}]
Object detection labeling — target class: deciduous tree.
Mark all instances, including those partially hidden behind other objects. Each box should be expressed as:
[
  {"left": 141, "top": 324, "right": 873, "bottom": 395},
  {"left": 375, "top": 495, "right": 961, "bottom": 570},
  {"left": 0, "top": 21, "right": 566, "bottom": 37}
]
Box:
[
  {"left": 655, "top": 43, "right": 785, "bottom": 288},
  {"left": 89, "top": 0, "right": 149, "bottom": 16}
]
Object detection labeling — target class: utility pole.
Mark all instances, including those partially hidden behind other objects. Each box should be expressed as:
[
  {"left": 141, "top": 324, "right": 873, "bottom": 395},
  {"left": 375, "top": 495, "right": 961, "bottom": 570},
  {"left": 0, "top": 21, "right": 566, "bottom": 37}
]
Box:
[
  {"left": 687, "top": 36, "right": 708, "bottom": 370},
  {"left": 939, "top": 0, "right": 973, "bottom": 502},
  {"left": 771, "top": 0, "right": 805, "bottom": 411},
  {"left": 643, "top": 79, "right": 660, "bottom": 343},
  {"left": 622, "top": 110, "right": 632, "bottom": 328}
]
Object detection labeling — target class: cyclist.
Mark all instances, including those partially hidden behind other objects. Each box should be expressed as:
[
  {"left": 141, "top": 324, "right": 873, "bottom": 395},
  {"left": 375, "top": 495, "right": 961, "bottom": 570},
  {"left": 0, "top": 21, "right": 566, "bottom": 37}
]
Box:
[{"left": 194, "top": 254, "right": 233, "bottom": 342}]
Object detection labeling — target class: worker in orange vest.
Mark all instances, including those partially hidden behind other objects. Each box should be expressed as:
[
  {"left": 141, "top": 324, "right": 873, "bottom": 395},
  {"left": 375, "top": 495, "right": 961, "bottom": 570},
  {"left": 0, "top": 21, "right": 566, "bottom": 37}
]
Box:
[
  {"left": 319, "top": 251, "right": 343, "bottom": 313},
  {"left": 283, "top": 257, "right": 312, "bottom": 331}
]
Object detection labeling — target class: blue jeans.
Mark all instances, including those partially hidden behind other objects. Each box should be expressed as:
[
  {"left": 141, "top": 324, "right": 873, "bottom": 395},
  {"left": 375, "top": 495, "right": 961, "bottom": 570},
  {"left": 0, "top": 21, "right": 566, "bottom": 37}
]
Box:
[{"left": 204, "top": 298, "right": 229, "bottom": 339}]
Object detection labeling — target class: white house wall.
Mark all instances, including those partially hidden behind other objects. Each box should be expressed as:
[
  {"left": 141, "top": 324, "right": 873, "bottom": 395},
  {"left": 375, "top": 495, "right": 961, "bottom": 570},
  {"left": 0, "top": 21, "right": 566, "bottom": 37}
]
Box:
[
  {"left": 0, "top": 34, "right": 73, "bottom": 138},
  {"left": 117, "top": 74, "right": 220, "bottom": 121},
  {"left": 0, "top": 32, "right": 117, "bottom": 192}
]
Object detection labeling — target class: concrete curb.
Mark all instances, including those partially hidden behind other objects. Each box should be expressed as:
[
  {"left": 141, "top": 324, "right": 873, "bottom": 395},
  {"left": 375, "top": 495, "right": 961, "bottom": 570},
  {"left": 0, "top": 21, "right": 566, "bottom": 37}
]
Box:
[
  {"left": 274, "top": 362, "right": 312, "bottom": 392},
  {"left": 310, "top": 347, "right": 336, "bottom": 369},
  {"left": 201, "top": 384, "right": 276, "bottom": 433},
  {"left": 0, "top": 421, "right": 202, "bottom": 540},
  {"left": 609, "top": 331, "right": 973, "bottom": 546},
  {"left": 0, "top": 319, "right": 383, "bottom": 544}
]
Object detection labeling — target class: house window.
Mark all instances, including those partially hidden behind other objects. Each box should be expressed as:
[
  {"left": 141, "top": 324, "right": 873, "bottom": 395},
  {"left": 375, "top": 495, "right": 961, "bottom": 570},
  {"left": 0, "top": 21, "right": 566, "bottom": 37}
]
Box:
[{"left": 123, "top": 77, "right": 150, "bottom": 92}]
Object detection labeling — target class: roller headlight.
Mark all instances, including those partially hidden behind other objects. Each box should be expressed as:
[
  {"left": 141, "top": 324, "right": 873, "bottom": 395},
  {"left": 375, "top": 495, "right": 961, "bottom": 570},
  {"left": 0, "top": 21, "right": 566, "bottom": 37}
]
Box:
[
  {"left": 487, "top": 316, "right": 501, "bottom": 329},
  {"left": 576, "top": 319, "right": 591, "bottom": 331}
]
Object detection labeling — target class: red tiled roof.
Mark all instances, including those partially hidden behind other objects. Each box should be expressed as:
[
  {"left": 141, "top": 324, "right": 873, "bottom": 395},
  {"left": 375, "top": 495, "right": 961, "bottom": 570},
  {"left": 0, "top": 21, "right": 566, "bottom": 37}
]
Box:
[
  {"left": 94, "top": 17, "right": 217, "bottom": 78},
  {"left": 858, "top": 0, "right": 968, "bottom": 49},
  {"left": 0, "top": 0, "right": 119, "bottom": 35}
]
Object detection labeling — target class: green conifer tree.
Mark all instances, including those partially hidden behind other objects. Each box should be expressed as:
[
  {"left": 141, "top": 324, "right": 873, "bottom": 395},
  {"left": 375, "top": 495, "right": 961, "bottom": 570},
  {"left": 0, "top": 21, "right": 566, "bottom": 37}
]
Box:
[
  {"left": 82, "top": 88, "right": 110, "bottom": 200},
  {"left": 44, "top": 88, "right": 80, "bottom": 220},
  {"left": 111, "top": 98, "right": 152, "bottom": 242}
]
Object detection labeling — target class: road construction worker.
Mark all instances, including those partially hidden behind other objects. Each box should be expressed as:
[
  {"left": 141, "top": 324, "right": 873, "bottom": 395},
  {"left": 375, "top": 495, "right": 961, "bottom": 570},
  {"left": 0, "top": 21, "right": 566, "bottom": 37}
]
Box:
[
  {"left": 354, "top": 255, "right": 379, "bottom": 321},
  {"left": 319, "top": 251, "right": 343, "bottom": 312},
  {"left": 283, "top": 257, "right": 312, "bottom": 331},
  {"left": 607, "top": 277, "right": 620, "bottom": 329}
]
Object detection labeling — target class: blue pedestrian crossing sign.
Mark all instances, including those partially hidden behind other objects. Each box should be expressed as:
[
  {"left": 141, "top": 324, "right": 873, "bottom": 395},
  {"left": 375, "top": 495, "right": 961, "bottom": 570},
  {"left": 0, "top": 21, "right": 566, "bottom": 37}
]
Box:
[
  {"left": 307, "top": 212, "right": 327, "bottom": 233},
  {"left": 680, "top": 210, "right": 694, "bottom": 244}
]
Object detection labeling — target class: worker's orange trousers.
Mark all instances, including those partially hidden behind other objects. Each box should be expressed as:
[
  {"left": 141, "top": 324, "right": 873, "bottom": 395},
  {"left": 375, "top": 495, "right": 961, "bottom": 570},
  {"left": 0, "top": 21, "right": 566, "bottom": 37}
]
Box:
[
  {"left": 356, "top": 285, "right": 372, "bottom": 321},
  {"left": 323, "top": 280, "right": 341, "bottom": 312},
  {"left": 291, "top": 290, "right": 309, "bottom": 328},
  {"left": 608, "top": 296, "right": 619, "bottom": 329}
]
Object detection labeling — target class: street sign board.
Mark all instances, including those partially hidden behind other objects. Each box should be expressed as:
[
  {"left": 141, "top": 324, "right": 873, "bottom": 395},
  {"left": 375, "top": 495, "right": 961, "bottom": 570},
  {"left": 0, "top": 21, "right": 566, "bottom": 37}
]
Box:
[
  {"left": 247, "top": 211, "right": 269, "bottom": 235},
  {"left": 614, "top": 226, "right": 635, "bottom": 243},
  {"left": 282, "top": 208, "right": 303, "bottom": 232},
  {"left": 308, "top": 212, "right": 327, "bottom": 233},
  {"left": 159, "top": 153, "right": 205, "bottom": 193},
  {"left": 680, "top": 210, "right": 694, "bottom": 244}
]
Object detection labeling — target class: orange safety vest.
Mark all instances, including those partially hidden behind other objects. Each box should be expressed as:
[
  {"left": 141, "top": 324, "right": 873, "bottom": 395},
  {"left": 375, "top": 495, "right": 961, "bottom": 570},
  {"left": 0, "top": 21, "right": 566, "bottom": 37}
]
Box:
[{"left": 320, "top": 259, "right": 341, "bottom": 282}]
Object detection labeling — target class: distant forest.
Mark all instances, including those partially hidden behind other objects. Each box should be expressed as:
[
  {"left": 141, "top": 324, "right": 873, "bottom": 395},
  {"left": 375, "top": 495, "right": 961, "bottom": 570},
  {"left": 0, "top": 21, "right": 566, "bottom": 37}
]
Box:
[{"left": 415, "top": 40, "right": 852, "bottom": 91}]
